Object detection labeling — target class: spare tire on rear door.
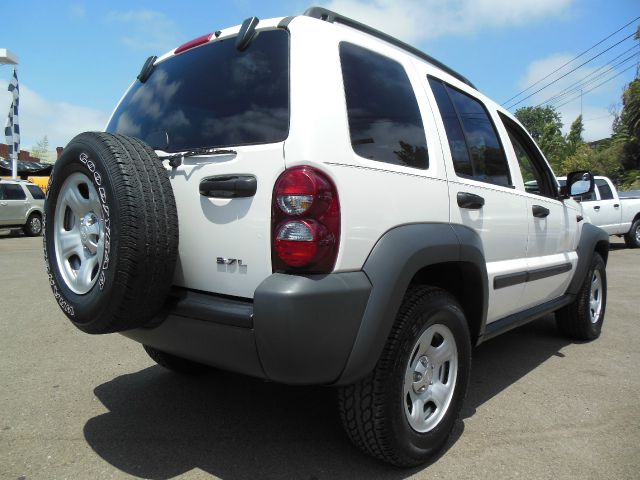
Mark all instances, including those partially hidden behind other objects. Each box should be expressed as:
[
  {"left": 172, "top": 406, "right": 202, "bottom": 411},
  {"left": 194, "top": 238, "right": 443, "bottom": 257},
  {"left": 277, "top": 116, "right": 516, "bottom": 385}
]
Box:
[{"left": 43, "top": 132, "right": 178, "bottom": 334}]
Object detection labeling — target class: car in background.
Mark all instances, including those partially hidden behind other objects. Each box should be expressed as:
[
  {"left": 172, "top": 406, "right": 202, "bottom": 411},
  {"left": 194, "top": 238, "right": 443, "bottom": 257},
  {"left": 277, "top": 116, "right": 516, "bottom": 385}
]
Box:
[
  {"left": 557, "top": 175, "right": 640, "bottom": 248},
  {"left": 0, "top": 179, "right": 45, "bottom": 236}
]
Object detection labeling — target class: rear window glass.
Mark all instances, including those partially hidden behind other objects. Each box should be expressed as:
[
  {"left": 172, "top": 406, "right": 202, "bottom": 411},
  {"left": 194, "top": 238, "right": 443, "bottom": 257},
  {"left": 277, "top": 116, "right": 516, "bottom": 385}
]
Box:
[
  {"left": 26, "top": 184, "right": 45, "bottom": 199},
  {"left": 340, "top": 43, "right": 428, "bottom": 169},
  {"left": 106, "top": 29, "right": 289, "bottom": 152},
  {"left": 595, "top": 179, "right": 614, "bottom": 200}
]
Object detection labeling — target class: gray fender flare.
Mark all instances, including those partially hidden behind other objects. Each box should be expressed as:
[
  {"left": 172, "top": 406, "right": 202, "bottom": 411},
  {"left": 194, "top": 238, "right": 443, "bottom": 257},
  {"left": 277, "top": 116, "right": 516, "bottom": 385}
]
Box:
[
  {"left": 336, "top": 223, "right": 488, "bottom": 385},
  {"left": 565, "top": 222, "right": 609, "bottom": 295}
]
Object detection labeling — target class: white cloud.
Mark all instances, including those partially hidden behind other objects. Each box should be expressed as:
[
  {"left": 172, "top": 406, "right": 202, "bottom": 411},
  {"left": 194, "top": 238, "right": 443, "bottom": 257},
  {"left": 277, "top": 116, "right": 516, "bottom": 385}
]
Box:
[
  {"left": 69, "top": 3, "right": 86, "bottom": 18},
  {"left": 0, "top": 80, "right": 109, "bottom": 152},
  {"left": 322, "top": 0, "right": 574, "bottom": 43},
  {"left": 514, "top": 53, "right": 625, "bottom": 141},
  {"left": 107, "top": 10, "right": 180, "bottom": 52}
]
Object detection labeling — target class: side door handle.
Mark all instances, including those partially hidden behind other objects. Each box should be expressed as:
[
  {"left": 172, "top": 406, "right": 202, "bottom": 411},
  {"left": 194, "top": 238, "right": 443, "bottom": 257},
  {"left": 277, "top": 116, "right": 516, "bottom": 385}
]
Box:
[
  {"left": 199, "top": 175, "right": 257, "bottom": 198},
  {"left": 593, "top": 205, "right": 600, "bottom": 211},
  {"left": 532, "top": 205, "right": 550, "bottom": 218},
  {"left": 0, "top": 202, "right": 7, "bottom": 206},
  {"left": 457, "top": 192, "right": 484, "bottom": 209},
  {"left": 613, "top": 203, "right": 620, "bottom": 208}
]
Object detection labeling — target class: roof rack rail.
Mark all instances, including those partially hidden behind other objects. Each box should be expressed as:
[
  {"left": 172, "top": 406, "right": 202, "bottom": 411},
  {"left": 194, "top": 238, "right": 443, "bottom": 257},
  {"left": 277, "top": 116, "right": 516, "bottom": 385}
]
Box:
[{"left": 303, "top": 6, "right": 477, "bottom": 90}]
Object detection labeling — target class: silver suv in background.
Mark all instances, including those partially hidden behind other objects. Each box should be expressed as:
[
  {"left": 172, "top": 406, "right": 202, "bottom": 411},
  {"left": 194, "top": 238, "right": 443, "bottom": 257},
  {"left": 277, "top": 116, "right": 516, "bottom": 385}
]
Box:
[{"left": 0, "top": 179, "right": 45, "bottom": 236}]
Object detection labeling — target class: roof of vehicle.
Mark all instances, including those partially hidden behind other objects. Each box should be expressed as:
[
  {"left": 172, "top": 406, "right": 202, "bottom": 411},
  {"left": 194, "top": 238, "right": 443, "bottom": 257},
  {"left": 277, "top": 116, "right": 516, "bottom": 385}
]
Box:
[
  {"left": 150, "top": 7, "right": 475, "bottom": 91},
  {"left": 301, "top": 7, "right": 476, "bottom": 89}
]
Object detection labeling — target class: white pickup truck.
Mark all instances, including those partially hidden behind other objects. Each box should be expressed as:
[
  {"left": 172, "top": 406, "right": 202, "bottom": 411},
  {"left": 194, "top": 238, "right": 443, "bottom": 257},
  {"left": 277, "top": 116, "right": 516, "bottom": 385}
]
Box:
[{"left": 559, "top": 176, "right": 640, "bottom": 248}]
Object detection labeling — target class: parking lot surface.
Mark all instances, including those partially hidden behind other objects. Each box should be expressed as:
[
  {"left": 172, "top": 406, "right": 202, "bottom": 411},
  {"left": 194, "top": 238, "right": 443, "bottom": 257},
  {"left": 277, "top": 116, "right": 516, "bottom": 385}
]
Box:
[{"left": 1, "top": 233, "right": 638, "bottom": 479}]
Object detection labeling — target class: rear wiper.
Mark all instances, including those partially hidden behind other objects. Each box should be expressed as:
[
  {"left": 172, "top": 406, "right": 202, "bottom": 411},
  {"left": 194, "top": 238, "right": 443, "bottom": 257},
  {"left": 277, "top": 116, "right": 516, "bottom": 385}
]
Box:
[{"left": 159, "top": 148, "right": 237, "bottom": 168}]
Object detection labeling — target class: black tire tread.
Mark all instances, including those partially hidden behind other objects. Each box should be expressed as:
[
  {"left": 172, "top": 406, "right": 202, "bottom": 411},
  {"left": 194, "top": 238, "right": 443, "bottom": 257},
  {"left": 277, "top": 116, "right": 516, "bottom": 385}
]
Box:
[
  {"left": 23, "top": 212, "right": 42, "bottom": 236},
  {"left": 45, "top": 131, "right": 178, "bottom": 333},
  {"left": 338, "top": 286, "right": 464, "bottom": 467},
  {"left": 556, "top": 252, "right": 606, "bottom": 340},
  {"left": 624, "top": 218, "right": 640, "bottom": 248}
]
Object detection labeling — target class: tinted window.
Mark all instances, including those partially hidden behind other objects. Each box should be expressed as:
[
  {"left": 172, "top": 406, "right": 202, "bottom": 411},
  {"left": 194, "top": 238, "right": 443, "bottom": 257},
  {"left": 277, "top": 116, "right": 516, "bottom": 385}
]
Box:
[
  {"left": 429, "top": 78, "right": 510, "bottom": 186},
  {"left": 2, "top": 184, "right": 26, "bottom": 200},
  {"left": 26, "top": 184, "right": 45, "bottom": 199},
  {"left": 595, "top": 179, "right": 614, "bottom": 200},
  {"left": 500, "top": 114, "right": 556, "bottom": 198},
  {"left": 340, "top": 43, "right": 428, "bottom": 169},
  {"left": 428, "top": 79, "right": 472, "bottom": 177},
  {"left": 107, "top": 30, "right": 289, "bottom": 152}
]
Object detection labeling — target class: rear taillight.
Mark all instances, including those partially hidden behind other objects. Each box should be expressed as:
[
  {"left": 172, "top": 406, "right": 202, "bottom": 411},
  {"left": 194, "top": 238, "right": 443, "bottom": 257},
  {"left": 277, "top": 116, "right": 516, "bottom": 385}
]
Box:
[{"left": 272, "top": 166, "right": 340, "bottom": 273}]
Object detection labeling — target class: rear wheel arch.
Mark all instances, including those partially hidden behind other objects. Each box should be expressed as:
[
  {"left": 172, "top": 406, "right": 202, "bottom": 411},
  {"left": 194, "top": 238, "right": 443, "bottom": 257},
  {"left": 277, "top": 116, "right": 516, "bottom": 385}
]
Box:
[
  {"left": 409, "top": 261, "right": 485, "bottom": 345},
  {"left": 336, "top": 223, "right": 488, "bottom": 385}
]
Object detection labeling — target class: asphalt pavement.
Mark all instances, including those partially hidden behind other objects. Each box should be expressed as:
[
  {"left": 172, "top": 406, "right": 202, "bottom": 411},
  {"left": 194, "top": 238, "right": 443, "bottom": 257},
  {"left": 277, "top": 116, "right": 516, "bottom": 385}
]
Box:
[{"left": 1, "top": 231, "right": 638, "bottom": 479}]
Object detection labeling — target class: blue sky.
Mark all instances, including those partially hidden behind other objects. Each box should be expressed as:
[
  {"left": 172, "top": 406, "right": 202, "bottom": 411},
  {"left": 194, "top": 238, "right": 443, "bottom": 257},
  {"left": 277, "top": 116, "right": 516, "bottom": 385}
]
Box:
[{"left": 1, "top": 0, "right": 639, "bottom": 153}]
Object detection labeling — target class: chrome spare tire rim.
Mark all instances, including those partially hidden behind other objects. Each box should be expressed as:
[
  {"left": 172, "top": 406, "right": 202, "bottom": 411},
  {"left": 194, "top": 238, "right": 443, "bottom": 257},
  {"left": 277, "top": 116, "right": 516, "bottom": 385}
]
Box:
[
  {"left": 54, "top": 172, "right": 105, "bottom": 295},
  {"left": 589, "top": 269, "right": 603, "bottom": 324},
  {"left": 403, "top": 323, "right": 458, "bottom": 433}
]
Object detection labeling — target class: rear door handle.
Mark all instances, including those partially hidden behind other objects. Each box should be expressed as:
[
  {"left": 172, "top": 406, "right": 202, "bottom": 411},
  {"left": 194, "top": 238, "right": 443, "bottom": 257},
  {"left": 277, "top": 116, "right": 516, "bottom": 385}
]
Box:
[
  {"left": 457, "top": 192, "right": 484, "bottom": 209},
  {"left": 532, "top": 205, "right": 550, "bottom": 218},
  {"left": 199, "top": 175, "right": 257, "bottom": 198},
  {"left": 613, "top": 203, "right": 620, "bottom": 208},
  {"left": 593, "top": 205, "right": 600, "bottom": 211}
]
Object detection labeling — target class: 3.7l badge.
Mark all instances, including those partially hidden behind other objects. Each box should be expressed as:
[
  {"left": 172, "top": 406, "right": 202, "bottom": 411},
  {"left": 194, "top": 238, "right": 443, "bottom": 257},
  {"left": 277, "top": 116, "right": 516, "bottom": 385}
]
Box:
[{"left": 217, "top": 257, "right": 248, "bottom": 266}]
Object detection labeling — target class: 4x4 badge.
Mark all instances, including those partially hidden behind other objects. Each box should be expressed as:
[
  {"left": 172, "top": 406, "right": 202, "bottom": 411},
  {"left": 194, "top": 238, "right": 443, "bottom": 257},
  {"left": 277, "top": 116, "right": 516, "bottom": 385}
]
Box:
[{"left": 217, "top": 257, "right": 247, "bottom": 266}]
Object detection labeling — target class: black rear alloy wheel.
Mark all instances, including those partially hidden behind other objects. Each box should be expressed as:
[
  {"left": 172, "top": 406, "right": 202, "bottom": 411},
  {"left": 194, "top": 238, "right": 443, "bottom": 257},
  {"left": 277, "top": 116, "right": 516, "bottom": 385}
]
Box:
[
  {"left": 338, "top": 286, "right": 471, "bottom": 467},
  {"left": 43, "top": 132, "right": 178, "bottom": 334}
]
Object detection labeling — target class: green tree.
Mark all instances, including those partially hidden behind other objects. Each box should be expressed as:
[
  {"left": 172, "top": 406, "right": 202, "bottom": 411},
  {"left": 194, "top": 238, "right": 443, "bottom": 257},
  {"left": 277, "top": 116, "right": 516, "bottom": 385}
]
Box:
[
  {"left": 619, "top": 79, "right": 640, "bottom": 171},
  {"left": 558, "top": 143, "right": 623, "bottom": 179},
  {"left": 30, "top": 135, "right": 49, "bottom": 161},
  {"left": 515, "top": 105, "right": 567, "bottom": 171},
  {"left": 565, "top": 115, "right": 585, "bottom": 156}
]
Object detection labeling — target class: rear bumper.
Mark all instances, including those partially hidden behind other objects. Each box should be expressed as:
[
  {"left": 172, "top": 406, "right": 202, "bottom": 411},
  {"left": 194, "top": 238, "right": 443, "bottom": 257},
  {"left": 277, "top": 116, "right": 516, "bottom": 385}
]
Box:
[{"left": 122, "top": 272, "right": 372, "bottom": 385}]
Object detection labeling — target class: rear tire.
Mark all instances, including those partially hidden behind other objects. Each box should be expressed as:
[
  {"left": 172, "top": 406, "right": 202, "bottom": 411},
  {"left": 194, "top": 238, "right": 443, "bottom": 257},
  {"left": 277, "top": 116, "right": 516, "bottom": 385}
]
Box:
[
  {"left": 556, "top": 252, "right": 606, "bottom": 340},
  {"left": 338, "top": 286, "right": 471, "bottom": 467},
  {"left": 624, "top": 218, "right": 640, "bottom": 248},
  {"left": 43, "top": 132, "right": 178, "bottom": 334},
  {"left": 23, "top": 213, "right": 42, "bottom": 236},
  {"left": 143, "top": 345, "right": 208, "bottom": 374}
]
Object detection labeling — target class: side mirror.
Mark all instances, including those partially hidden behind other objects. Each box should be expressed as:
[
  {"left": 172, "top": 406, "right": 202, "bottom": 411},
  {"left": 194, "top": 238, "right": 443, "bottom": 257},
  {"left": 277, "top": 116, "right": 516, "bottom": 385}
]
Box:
[{"left": 565, "top": 170, "right": 594, "bottom": 198}]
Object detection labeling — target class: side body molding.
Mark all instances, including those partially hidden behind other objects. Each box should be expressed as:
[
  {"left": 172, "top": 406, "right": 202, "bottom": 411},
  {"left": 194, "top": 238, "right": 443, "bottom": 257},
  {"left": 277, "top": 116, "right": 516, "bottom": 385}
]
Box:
[{"left": 336, "top": 223, "right": 488, "bottom": 385}]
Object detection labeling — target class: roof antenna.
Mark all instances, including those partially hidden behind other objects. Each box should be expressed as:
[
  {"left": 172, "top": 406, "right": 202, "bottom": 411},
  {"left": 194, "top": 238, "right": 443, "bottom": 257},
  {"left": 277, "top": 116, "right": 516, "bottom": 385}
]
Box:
[{"left": 236, "top": 17, "right": 259, "bottom": 51}]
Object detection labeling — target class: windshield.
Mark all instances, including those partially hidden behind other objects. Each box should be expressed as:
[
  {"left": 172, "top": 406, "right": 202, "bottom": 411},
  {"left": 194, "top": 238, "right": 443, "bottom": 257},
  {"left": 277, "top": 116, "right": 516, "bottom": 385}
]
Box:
[{"left": 106, "top": 29, "right": 289, "bottom": 152}]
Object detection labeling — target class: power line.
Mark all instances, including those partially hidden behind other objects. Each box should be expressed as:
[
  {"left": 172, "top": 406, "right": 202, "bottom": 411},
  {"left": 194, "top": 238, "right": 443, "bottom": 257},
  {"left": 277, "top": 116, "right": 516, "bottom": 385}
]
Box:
[
  {"left": 506, "top": 31, "right": 637, "bottom": 110},
  {"left": 537, "top": 46, "right": 640, "bottom": 107},
  {"left": 501, "top": 15, "right": 640, "bottom": 105},
  {"left": 553, "top": 63, "right": 637, "bottom": 110}
]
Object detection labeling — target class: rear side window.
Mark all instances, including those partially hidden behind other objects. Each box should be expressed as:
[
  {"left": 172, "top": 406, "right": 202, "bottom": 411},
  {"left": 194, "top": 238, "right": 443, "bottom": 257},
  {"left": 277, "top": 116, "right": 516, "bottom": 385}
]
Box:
[
  {"left": 595, "top": 179, "right": 614, "bottom": 200},
  {"left": 26, "top": 184, "right": 45, "bottom": 199},
  {"left": 428, "top": 77, "right": 511, "bottom": 186},
  {"left": 340, "top": 43, "right": 428, "bottom": 169},
  {"left": 107, "top": 29, "right": 289, "bottom": 152},
  {"left": 1, "top": 184, "right": 27, "bottom": 200}
]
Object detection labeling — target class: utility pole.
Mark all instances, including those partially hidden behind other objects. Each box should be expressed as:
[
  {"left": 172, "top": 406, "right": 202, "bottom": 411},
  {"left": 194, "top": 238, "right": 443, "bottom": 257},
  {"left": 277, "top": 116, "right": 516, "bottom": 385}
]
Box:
[{"left": 1, "top": 49, "right": 19, "bottom": 179}]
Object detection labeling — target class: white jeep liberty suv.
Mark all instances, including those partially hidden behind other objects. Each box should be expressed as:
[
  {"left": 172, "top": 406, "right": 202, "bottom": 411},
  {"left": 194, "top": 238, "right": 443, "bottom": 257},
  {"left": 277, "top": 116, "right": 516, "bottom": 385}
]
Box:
[{"left": 43, "top": 7, "right": 609, "bottom": 467}]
